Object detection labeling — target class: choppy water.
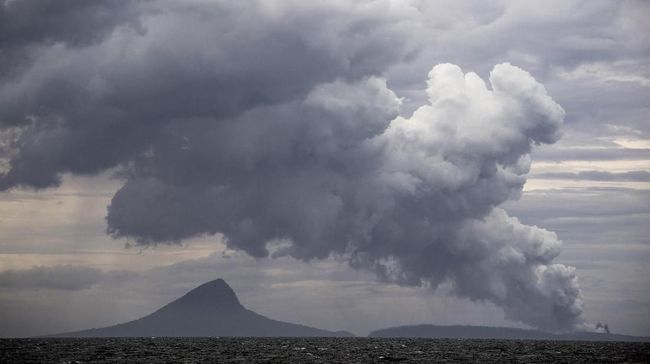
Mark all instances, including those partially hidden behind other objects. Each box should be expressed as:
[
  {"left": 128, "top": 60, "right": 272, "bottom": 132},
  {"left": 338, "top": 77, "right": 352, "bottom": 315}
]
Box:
[{"left": 1, "top": 337, "right": 649, "bottom": 363}]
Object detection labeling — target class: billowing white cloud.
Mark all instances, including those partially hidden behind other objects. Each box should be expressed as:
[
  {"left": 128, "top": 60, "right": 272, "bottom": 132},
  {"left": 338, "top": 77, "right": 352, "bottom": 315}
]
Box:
[{"left": 103, "top": 62, "right": 584, "bottom": 331}]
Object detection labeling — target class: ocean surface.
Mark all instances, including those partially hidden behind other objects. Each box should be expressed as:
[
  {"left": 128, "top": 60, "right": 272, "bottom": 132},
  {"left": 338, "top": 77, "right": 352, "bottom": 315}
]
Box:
[{"left": 2, "top": 337, "right": 649, "bottom": 363}]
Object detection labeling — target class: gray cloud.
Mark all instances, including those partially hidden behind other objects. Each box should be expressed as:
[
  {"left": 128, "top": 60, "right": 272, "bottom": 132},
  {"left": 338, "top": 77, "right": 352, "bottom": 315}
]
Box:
[
  {"left": 2, "top": 0, "right": 642, "bottom": 333},
  {"left": 0, "top": 0, "right": 144, "bottom": 78},
  {"left": 0, "top": 0, "right": 417, "bottom": 188},
  {"left": 0, "top": 265, "right": 138, "bottom": 290},
  {"left": 0, "top": 0, "right": 142, "bottom": 47}
]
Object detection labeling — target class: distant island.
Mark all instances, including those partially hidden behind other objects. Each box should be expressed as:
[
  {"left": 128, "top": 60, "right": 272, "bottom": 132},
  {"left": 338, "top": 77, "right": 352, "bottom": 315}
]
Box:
[
  {"left": 49, "top": 278, "right": 649, "bottom": 341},
  {"left": 370, "top": 324, "right": 650, "bottom": 342},
  {"left": 51, "top": 279, "right": 353, "bottom": 337}
]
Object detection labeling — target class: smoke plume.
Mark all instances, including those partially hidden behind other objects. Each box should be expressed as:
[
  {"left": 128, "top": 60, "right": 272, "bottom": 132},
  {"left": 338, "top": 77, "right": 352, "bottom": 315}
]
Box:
[{"left": 0, "top": 0, "right": 592, "bottom": 332}]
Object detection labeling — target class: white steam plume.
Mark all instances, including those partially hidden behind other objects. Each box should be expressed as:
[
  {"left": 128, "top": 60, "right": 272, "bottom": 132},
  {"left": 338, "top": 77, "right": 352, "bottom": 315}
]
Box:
[{"left": 108, "top": 63, "right": 586, "bottom": 331}]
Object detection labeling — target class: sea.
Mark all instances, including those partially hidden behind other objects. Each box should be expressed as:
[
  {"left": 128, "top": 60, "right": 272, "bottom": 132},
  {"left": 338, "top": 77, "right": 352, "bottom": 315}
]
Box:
[{"left": 1, "top": 337, "right": 649, "bottom": 363}]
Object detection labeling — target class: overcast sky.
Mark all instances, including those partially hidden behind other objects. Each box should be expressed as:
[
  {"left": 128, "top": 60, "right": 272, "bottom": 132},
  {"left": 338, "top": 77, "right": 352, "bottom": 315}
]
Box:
[{"left": 0, "top": 0, "right": 648, "bottom": 337}]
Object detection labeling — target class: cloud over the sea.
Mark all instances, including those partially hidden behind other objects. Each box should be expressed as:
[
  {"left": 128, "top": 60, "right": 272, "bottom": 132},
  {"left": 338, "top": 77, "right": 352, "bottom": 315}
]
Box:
[{"left": 0, "top": 0, "right": 621, "bottom": 333}]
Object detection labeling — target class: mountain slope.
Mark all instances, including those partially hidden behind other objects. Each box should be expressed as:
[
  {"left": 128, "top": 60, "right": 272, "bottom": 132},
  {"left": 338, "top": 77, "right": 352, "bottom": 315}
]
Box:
[
  {"left": 369, "top": 324, "right": 650, "bottom": 342},
  {"left": 52, "top": 279, "right": 353, "bottom": 337}
]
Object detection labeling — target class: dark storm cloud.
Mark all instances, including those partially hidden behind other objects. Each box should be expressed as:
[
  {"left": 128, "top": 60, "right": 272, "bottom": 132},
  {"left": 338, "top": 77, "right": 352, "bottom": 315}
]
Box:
[
  {"left": 0, "top": 0, "right": 417, "bottom": 188},
  {"left": 0, "top": 0, "right": 142, "bottom": 46},
  {"left": 0, "top": 0, "right": 612, "bottom": 332},
  {"left": 0, "top": 0, "right": 144, "bottom": 76},
  {"left": 0, "top": 265, "right": 138, "bottom": 291}
]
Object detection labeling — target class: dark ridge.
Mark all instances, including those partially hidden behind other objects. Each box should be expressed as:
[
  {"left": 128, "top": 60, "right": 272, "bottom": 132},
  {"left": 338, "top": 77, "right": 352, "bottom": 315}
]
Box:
[
  {"left": 369, "top": 324, "right": 650, "bottom": 342},
  {"left": 50, "top": 279, "right": 354, "bottom": 338}
]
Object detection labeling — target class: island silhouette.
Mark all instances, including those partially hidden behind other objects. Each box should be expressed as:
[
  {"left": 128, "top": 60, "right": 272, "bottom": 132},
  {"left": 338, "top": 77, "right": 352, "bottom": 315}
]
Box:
[
  {"left": 370, "top": 324, "right": 649, "bottom": 342},
  {"left": 50, "top": 279, "right": 648, "bottom": 341},
  {"left": 52, "top": 279, "right": 352, "bottom": 337}
]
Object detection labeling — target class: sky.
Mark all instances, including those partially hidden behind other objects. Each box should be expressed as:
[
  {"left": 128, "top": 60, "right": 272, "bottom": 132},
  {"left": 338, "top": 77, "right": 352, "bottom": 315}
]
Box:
[{"left": 0, "top": 0, "right": 648, "bottom": 337}]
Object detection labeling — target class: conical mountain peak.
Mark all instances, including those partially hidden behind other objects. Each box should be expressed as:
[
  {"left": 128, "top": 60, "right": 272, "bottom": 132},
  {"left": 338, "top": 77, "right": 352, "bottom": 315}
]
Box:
[
  {"left": 51, "top": 278, "right": 354, "bottom": 337},
  {"left": 172, "top": 278, "right": 243, "bottom": 310}
]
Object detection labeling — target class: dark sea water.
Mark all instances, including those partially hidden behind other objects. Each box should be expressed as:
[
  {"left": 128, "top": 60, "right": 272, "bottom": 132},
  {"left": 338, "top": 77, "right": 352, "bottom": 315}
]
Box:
[{"left": 2, "top": 337, "right": 649, "bottom": 363}]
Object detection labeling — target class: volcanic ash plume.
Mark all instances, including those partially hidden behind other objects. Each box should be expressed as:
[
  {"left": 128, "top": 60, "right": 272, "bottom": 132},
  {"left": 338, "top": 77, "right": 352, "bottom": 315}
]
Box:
[
  {"left": 106, "top": 63, "right": 584, "bottom": 332},
  {"left": 0, "top": 0, "right": 590, "bottom": 333}
]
